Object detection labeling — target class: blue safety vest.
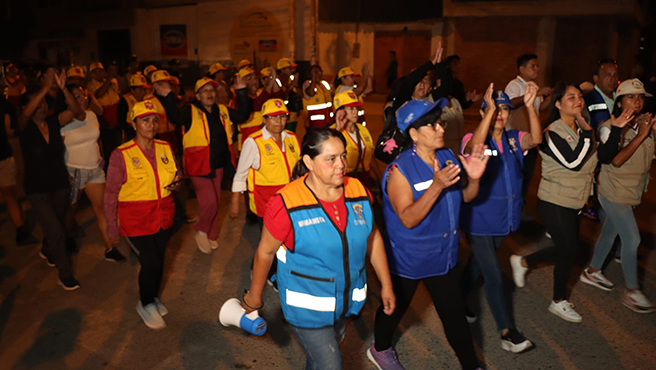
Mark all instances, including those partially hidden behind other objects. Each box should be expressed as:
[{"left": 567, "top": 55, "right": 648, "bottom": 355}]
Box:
[
  {"left": 382, "top": 148, "right": 462, "bottom": 279},
  {"left": 275, "top": 175, "right": 373, "bottom": 328},
  {"left": 584, "top": 89, "right": 612, "bottom": 131},
  {"left": 460, "top": 130, "right": 524, "bottom": 236}
]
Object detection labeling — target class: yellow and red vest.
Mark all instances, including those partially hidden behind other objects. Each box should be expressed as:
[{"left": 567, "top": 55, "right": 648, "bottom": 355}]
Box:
[
  {"left": 247, "top": 129, "right": 301, "bottom": 217},
  {"left": 330, "top": 123, "right": 375, "bottom": 174},
  {"left": 117, "top": 139, "right": 177, "bottom": 237},
  {"left": 182, "top": 104, "right": 234, "bottom": 176},
  {"left": 304, "top": 82, "right": 333, "bottom": 128}
]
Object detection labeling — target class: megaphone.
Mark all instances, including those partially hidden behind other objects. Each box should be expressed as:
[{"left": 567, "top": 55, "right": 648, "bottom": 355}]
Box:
[{"left": 219, "top": 298, "right": 268, "bottom": 336}]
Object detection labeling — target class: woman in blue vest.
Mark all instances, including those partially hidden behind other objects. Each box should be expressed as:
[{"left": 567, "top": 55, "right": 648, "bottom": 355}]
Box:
[
  {"left": 459, "top": 83, "right": 541, "bottom": 354},
  {"left": 367, "top": 99, "right": 487, "bottom": 370},
  {"left": 242, "top": 128, "right": 396, "bottom": 370}
]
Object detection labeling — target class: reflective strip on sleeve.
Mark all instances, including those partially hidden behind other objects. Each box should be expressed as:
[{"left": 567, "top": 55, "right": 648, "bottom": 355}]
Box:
[
  {"left": 276, "top": 246, "right": 287, "bottom": 263},
  {"left": 588, "top": 103, "right": 607, "bottom": 112},
  {"left": 321, "top": 81, "right": 331, "bottom": 90},
  {"left": 286, "top": 289, "right": 336, "bottom": 312},
  {"left": 352, "top": 284, "right": 367, "bottom": 302},
  {"left": 307, "top": 102, "right": 332, "bottom": 111},
  {"left": 310, "top": 114, "right": 326, "bottom": 121}
]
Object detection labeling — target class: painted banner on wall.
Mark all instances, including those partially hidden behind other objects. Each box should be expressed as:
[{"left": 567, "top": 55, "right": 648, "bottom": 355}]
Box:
[{"left": 160, "top": 25, "right": 188, "bottom": 58}]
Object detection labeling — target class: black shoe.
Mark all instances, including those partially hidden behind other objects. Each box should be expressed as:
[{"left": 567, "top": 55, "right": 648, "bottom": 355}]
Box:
[
  {"left": 39, "top": 250, "right": 55, "bottom": 267},
  {"left": 16, "top": 227, "right": 38, "bottom": 246},
  {"left": 105, "top": 248, "right": 126, "bottom": 262},
  {"left": 465, "top": 306, "right": 477, "bottom": 324},
  {"left": 58, "top": 276, "right": 81, "bottom": 291},
  {"left": 501, "top": 329, "right": 533, "bottom": 353}
]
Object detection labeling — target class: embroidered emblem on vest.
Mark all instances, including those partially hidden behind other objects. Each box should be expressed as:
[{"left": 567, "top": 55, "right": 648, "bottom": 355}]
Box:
[
  {"left": 508, "top": 137, "right": 518, "bottom": 152},
  {"left": 132, "top": 157, "right": 141, "bottom": 169},
  {"left": 288, "top": 142, "right": 295, "bottom": 153},
  {"left": 445, "top": 160, "right": 454, "bottom": 166},
  {"left": 264, "top": 144, "right": 273, "bottom": 155},
  {"left": 161, "top": 154, "right": 169, "bottom": 164}
]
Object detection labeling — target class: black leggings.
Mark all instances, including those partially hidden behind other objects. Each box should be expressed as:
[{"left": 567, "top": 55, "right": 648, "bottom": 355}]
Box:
[
  {"left": 373, "top": 268, "right": 479, "bottom": 370},
  {"left": 128, "top": 228, "right": 171, "bottom": 306},
  {"left": 525, "top": 199, "right": 580, "bottom": 301}
]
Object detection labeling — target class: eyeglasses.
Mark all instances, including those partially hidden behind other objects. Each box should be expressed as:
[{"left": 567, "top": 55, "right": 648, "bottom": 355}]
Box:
[{"left": 265, "top": 114, "right": 288, "bottom": 122}]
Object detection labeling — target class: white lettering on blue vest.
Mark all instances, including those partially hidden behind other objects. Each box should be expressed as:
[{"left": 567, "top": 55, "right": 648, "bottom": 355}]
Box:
[{"left": 298, "top": 216, "right": 326, "bottom": 228}]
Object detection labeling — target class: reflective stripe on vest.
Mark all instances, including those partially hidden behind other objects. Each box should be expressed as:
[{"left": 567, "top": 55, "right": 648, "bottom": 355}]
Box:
[
  {"left": 276, "top": 175, "right": 372, "bottom": 328},
  {"left": 304, "top": 82, "right": 333, "bottom": 127},
  {"left": 247, "top": 130, "right": 300, "bottom": 217},
  {"left": 117, "top": 139, "right": 176, "bottom": 236}
]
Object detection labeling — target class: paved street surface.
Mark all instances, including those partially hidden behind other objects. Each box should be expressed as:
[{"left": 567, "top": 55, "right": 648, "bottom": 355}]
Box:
[{"left": 1, "top": 94, "right": 655, "bottom": 370}]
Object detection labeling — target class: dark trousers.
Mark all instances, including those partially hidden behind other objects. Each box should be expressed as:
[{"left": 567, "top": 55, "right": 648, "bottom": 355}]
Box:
[
  {"left": 522, "top": 148, "right": 539, "bottom": 199},
  {"left": 28, "top": 188, "right": 71, "bottom": 278},
  {"left": 525, "top": 200, "right": 580, "bottom": 301},
  {"left": 128, "top": 228, "right": 171, "bottom": 306},
  {"left": 373, "top": 269, "right": 479, "bottom": 370},
  {"left": 100, "top": 127, "right": 123, "bottom": 171}
]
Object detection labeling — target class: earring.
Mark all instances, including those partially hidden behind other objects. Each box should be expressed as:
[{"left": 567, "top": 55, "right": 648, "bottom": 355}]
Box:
[{"left": 412, "top": 142, "right": 417, "bottom": 155}]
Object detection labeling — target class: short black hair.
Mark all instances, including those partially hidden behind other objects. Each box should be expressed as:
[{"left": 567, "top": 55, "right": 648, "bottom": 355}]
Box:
[
  {"left": 444, "top": 55, "right": 460, "bottom": 66},
  {"left": 595, "top": 58, "right": 617, "bottom": 76},
  {"left": 517, "top": 54, "right": 538, "bottom": 69}
]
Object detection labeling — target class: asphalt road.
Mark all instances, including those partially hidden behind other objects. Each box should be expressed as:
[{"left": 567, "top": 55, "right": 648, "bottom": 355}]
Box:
[{"left": 0, "top": 95, "right": 655, "bottom": 370}]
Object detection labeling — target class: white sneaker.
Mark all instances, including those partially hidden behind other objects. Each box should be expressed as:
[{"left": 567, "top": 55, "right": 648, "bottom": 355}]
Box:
[
  {"left": 195, "top": 231, "right": 212, "bottom": 254},
  {"left": 580, "top": 268, "right": 614, "bottom": 291},
  {"left": 210, "top": 239, "right": 219, "bottom": 250},
  {"left": 548, "top": 300, "right": 582, "bottom": 323},
  {"left": 510, "top": 255, "right": 528, "bottom": 288},
  {"left": 154, "top": 297, "right": 168, "bottom": 316},
  {"left": 622, "top": 290, "right": 656, "bottom": 314},
  {"left": 137, "top": 301, "right": 166, "bottom": 329}
]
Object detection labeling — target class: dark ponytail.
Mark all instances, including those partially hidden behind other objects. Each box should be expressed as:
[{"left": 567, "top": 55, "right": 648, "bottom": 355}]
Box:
[{"left": 291, "top": 128, "right": 346, "bottom": 180}]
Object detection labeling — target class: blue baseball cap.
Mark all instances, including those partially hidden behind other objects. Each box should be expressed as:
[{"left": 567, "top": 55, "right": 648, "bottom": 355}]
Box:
[
  {"left": 481, "top": 90, "right": 514, "bottom": 110},
  {"left": 396, "top": 98, "right": 449, "bottom": 132}
]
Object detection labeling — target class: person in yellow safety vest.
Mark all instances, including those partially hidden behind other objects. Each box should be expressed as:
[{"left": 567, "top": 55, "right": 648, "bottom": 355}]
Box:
[
  {"left": 303, "top": 64, "right": 334, "bottom": 128},
  {"left": 259, "top": 67, "right": 274, "bottom": 93},
  {"left": 208, "top": 62, "right": 232, "bottom": 106},
  {"left": 229, "top": 98, "right": 301, "bottom": 221},
  {"left": 143, "top": 65, "right": 158, "bottom": 95},
  {"left": 105, "top": 99, "right": 182, "bottom": 330},
  {"left": 168, "top": 76, "right": 251, "bottom": 254},
  {"left": 232, "top": 67, "right": 285, "bottom": 152},
  {"left": 276, "top": 58, "right": 301, "bottom": 133},
  {"left": 330, "top": 90, "right": 380, "bottom": 189},
  {"left": 238, "top": 59, "right": 254, "bottom": 70},
  {"left": 149, "top": 70, "right": 180, "bottom": 152},
  {"left": 118, "top": 74, "right": 149, "bottom": 141},
  {"left": 334, "top": 65, "right": 371, "bottom": 126}
]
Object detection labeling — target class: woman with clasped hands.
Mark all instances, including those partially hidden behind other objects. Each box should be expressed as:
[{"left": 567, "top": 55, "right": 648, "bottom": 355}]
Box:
[
  {"left": 367, "top": 98, "right": 488, "bottom": 370},
  {"left": 242, "top": 128, "right": 395, "bottom": 370}
]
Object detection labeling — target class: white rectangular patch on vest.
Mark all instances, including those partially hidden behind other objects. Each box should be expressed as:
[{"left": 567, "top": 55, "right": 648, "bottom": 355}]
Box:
[
  {"left": 297, "top": 216, "right": 326, "bottom": 228},
  {"left": 588, "top": 103, "right": 607, "bottom": 111},
  {"left": 352, "top": 284, "right": 367, "bottom": 302},
  {"left": 286, "top": 289, "right": 336, "bottom": 312},
  {"left": 276, "top": 246, "right": 287, "bottom": 263},
  {"left": 413, "top": 180, "right": 433, "bottom": 192}
]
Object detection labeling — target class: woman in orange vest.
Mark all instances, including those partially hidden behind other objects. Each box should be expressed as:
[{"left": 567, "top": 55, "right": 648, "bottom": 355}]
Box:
[
  {"left": 166, "top": 77, "right": 251, "bottom": 254},
  {"left": 229, "top": 98, "right": 301, "bottom": 222},
  {"left": 104, "top": 100, "right": 181, "bottom": 329},
  {"left": 331, "top": 90, "right": 379, "bottom": 189}
]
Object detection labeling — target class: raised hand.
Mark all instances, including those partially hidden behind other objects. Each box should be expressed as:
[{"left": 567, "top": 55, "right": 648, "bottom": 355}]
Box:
[
  {"left": 537, "top": 86, "right": 553, "bottom": 97},
  {"left": 233, "top": 74, "right": 246, "bottom": 90},
  {"left": 466, "top": 90, "right": 482, "bottom": 102},
  {"left": 432, "top": 41, "right": 443, "bottom": 65},
  {"left": 335, "top": 109, "right": 348, "bottom": 131},
  {"left": 432, "top": 158, "right": 461, "bottom": 190},
  {"left": 576, "top": 112, "right": 592, "bottom": 131},
  {"left": 524, "top": 82, "right": 539, "bottom": 108},
  {"left": 460, "top": 143, "right": 488, "bottom": 181},
  {"left": 482, "top": 83, "right": 495, "bottom": 113},
  {"left": 637, "top": 113, "right": 655, "bottom": 137},
  {"left": 610, "top": 108, "right": 636, "bottom": 128},
  {"left": 54, "top": 68, "right": 66, "bottom": 90},
  {"left": 153, "top": 81, "right": 172, "bottom": 97}
]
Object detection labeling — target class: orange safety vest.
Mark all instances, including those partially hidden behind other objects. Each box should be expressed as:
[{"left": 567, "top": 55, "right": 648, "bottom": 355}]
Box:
[
  {"left": 304, "top": 81, "right": 334, "bottom": 128},
  {"left": 330, "top": 123, "right": 374, "bottom": 173},
  {"left": 117, "top": 139, "right": 177, "bottom": 237},
  {"left": 182, "top": 104, "right": 234, "bottom": 176},
  {"left": 247, "top": 129, "right": 301, "bottom": 217}
]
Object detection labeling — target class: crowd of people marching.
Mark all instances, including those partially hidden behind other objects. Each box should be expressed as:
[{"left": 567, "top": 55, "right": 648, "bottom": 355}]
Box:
[{"left": 2, "top": 43, "right": 656, "bottom": 370}]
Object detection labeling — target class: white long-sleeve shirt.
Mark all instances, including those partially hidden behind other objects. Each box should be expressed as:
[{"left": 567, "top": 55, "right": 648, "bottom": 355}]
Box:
[{"left": 231, "top": 126, "right": 295, "bottom": 192}]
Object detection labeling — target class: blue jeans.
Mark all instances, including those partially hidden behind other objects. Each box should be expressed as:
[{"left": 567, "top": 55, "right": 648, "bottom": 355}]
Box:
[
  {"left": 591, "top": 194, "right": 640, "bottom": 289},
  {"left": 462, "top": 234, "right": 513, "bottom": 332},
  {"left": 290, "top": 317, "right": 348, "bottom": 370}
]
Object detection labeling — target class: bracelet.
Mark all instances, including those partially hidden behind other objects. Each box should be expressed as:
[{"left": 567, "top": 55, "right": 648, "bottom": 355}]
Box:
[{"left": 242, "top": 290, "right": 264, "bottom": 310}]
